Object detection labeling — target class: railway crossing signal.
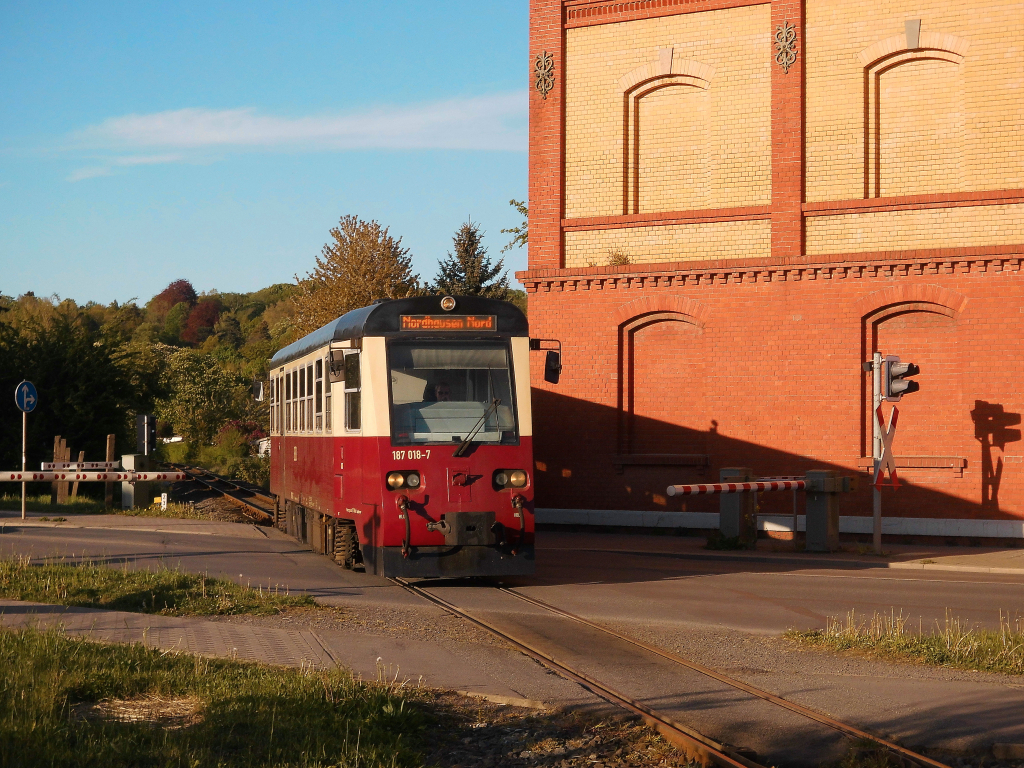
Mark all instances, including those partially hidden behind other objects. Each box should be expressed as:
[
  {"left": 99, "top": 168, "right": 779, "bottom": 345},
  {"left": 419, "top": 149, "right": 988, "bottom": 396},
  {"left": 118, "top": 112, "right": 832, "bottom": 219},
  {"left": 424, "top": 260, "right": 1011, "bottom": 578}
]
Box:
[
  {"left": 883, "top": 355, "right": 920, "bottom": 401},
  {"left": 873, "top": 405, "right": 900, "bottom": 490}
]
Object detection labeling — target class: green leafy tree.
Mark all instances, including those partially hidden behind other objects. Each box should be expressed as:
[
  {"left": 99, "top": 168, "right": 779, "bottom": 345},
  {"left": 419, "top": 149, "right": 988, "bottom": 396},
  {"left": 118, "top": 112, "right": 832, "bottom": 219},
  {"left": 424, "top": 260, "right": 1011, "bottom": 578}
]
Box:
[
  {"left": 293, "top": 215, "right": 420, "bottom": 335},
  {"left": 156, "top": 349, "right": 248, "bottom": 451},
  {"left": 500, "top": 199, "right": 528, "bottom": 254},
  {"left": 0, "top": 296, "right": 160, "bottom": 473},
  {"left": 162, "top": 301, "right": 191, "bottom": 343},
  {"left": 429, "top": 219, "right": 511, "bottom": 300}
]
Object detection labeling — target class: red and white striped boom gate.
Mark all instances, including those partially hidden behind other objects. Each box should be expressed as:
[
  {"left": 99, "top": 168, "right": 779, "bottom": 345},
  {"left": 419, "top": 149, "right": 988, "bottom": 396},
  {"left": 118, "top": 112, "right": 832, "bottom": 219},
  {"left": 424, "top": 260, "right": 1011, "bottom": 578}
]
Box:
[
  {"left": 1, "top": 471, "right": 187, "bottom": 483},
  {"left": 667, "top": 478, "right": 806, "bottom": 496}
]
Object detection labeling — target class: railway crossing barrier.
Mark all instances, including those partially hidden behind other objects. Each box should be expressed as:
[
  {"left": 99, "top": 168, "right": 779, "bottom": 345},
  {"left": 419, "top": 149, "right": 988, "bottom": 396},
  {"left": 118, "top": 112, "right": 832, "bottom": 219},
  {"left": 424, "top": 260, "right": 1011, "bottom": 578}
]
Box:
[
  {"left": 667, "top": 468, "right": 857, "bottom": 552},
  {"left": 2, "top": 457, "right": 187, "bottom": 510}
]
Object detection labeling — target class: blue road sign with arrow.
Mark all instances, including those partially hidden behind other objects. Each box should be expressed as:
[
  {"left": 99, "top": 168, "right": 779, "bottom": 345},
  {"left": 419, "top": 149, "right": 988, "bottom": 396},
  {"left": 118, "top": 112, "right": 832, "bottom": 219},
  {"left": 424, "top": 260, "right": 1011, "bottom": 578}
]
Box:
[{"left": 15, "top": 381, "right": 37, "bottom": 413}]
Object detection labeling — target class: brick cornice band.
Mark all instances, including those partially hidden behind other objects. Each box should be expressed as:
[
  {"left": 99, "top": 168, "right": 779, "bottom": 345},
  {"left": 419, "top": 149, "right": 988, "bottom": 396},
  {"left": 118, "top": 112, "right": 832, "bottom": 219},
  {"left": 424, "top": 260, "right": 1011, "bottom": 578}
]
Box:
[
  {"left": 803, "top": 189, "right": 1024, "bottom": 216},
  {"left": 516, "top": 245, "right": 1023, "bottom": 292}
]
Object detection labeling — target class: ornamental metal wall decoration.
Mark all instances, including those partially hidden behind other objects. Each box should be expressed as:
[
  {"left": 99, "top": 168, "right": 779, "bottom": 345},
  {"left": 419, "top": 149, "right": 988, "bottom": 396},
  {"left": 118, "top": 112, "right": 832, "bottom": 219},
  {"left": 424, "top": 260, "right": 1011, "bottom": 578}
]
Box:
[
  {"left": 534, "top": 51, "right": 555, "bottom": 99},
  {"left": 774, "top": 21, "right": 798, "bottom": 73}
]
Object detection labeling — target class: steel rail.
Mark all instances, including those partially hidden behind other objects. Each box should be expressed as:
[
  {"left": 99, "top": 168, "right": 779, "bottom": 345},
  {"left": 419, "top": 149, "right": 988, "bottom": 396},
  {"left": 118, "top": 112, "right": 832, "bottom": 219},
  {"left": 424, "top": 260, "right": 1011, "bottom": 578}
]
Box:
[
  {"left": 500, "top": 588, "right": 948, "bottom": 768},
  {"left": 172, "top": 464, "right": 276, "bottom": 507},
  {"left": 164, "top": 464, "right": 274, "bottom": 524},
  {"left": 389, "top": 577, "right": 761, "bottom": 768}
]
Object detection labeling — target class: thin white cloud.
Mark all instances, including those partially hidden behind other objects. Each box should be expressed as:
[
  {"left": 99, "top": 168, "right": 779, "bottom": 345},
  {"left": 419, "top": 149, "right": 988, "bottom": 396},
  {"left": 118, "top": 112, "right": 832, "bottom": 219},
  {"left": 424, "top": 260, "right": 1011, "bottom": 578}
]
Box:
[
  {"left": 67, "top": 153, "right": 186, "bottom": 182},
  {"left": 80, "top": 92, "right": 527, "bottom": 153},
  {"left": 68, "top": 166, "right": 113, "bottom": 182}
]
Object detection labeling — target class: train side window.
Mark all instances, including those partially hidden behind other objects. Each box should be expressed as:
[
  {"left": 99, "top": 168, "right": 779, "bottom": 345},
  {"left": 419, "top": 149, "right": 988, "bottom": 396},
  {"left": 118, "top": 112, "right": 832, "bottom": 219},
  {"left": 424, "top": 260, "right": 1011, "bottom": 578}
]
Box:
[
  {"left": 270, "top": 376, "right": 276, "bottom": 434},
  {"left": 344, "top": 351, "right": 361, "bottom": 431},
  {"left": 307, "top": 365, "right": 314, "bottom": 431},
  {"left": 315, "top": 360, "right": 323, "bottom": 431},
  {"left": 292, "top": 370, "right": 298, "bottom": 433},
  {"left": 300, "top": 366, "right": 307, "bottom": 432},
  {"left": 324, "top": 356, "right": 332, "bottom": 432},
  {"left": 285, "top": 371, "right": 292, "bottom": 432}
]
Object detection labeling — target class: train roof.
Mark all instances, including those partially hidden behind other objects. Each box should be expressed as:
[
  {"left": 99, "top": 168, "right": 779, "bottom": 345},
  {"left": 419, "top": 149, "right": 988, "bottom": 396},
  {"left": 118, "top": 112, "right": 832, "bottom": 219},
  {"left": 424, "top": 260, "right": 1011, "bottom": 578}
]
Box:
[{"left": 270, "top": 295, "right": 529, "bottom": 367}]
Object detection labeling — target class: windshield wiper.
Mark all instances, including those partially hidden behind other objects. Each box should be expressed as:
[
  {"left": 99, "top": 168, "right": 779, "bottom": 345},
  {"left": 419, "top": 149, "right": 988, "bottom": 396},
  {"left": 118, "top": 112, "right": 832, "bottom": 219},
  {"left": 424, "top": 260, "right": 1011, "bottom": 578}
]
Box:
[{"left": 453, "top": 398, "right": 500, "bottom": 457}]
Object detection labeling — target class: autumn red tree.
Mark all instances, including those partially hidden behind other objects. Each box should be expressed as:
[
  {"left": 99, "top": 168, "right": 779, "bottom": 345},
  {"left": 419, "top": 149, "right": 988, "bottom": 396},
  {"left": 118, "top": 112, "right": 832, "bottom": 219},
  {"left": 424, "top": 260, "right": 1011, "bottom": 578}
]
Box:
[
  {"left": 151, "top": 279, "right": 198, "bottom": 313},
  {"left": 181, "top": 298, "right": 222, "bottom": 344}
]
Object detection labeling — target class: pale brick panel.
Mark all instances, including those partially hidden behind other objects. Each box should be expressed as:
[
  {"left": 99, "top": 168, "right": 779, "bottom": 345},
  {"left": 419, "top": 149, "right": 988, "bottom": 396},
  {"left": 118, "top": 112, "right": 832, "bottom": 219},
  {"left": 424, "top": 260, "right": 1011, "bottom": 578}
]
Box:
[
  {"left": 564, "top": 220, "right": 771, "bottom": 267},
  {"left": 805, "top": 0, "right": 1024, "bottom": 202},
  {"left": 806, "top": 203, "right": 1024, "bottom": 256},
  {"left": 878, "top": 59, "right": 965, "bottom": 197},
  {"left": 564, "top": 4, "right": 772, "bottom": 220}
]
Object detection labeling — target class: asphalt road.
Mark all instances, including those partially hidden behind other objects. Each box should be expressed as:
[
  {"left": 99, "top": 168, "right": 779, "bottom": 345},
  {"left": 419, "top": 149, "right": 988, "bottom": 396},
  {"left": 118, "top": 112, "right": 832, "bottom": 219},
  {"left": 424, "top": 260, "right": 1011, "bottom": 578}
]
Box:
[{"left": 2, "top": 517, "right": 1023, "bottom": 763}]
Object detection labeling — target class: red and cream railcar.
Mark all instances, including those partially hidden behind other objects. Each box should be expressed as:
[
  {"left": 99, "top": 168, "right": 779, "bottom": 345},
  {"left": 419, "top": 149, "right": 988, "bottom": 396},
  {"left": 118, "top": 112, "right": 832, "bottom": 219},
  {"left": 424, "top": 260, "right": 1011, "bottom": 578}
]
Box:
[{"left": 267, "top": 295, "right": 535, "bottom": 578}]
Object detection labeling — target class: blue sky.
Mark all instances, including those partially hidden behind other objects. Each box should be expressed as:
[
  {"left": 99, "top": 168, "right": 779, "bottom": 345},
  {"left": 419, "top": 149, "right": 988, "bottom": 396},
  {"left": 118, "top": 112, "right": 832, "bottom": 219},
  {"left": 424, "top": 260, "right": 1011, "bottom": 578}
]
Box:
[{"left": 0, "top": 1, "right": 529, "bottom": 304}]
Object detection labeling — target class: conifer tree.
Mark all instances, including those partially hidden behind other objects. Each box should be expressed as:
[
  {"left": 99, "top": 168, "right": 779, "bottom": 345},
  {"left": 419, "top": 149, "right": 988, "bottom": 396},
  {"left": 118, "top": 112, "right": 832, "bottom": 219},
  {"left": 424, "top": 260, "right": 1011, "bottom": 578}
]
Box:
[{"left": 429, "top": 219, "right": 511, "bottom": 300}]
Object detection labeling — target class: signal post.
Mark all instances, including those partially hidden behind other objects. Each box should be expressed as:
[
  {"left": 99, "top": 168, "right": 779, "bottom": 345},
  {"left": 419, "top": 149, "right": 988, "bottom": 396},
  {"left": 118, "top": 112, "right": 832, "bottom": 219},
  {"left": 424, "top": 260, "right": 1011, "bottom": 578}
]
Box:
[{"left": 865, "top": 354, "right": 920, "bottom": 554}]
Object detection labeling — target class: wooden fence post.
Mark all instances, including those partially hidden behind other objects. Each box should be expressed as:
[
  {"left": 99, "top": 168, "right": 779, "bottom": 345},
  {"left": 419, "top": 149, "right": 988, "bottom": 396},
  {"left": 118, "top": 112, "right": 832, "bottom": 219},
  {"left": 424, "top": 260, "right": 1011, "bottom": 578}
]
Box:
[
  {"left": 71, "top": 450, "right": 85, "bottom": 499},
  {"left": 50, "top": 435, "right": 60, "bottom": 505},
  {"left": 105, "top": 434, "right": 115, "bottom": 510},
  {"left": 57, "top": 438, "right": 69, "bottom": 504}
]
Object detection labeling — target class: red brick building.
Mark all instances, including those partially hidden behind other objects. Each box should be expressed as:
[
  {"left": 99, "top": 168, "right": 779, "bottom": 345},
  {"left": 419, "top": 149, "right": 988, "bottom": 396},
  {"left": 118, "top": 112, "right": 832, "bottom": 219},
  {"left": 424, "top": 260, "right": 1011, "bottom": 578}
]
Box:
[{"left": 518, "top": 0, "right": 1024, "bottom": 537}]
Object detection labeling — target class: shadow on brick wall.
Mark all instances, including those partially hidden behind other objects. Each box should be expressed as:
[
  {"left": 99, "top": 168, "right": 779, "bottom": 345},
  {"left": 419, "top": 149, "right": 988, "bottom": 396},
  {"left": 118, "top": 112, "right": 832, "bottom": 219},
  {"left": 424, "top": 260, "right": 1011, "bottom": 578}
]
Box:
[{"left": 533, "top": 389, "right": 1022, "bottom": 524}]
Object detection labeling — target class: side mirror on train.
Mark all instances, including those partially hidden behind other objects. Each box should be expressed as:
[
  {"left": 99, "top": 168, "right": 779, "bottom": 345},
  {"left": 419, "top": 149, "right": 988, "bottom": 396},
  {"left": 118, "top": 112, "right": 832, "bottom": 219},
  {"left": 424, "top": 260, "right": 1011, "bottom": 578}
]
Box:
[
  {"left": 252, "top": 381, "right": 265, "bottom": 401},
  {"left": 530, "top": 339, "right": 563, "bottom": 385},
  {"left": 544, "top": 351, "right": 561, "bottom": 384}
]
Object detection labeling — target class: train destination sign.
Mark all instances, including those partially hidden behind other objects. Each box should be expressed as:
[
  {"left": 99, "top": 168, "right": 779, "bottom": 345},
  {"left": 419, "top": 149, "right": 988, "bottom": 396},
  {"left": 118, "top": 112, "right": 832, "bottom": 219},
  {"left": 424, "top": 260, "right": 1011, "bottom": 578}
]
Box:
[{"left": 400, "top": 315, "right": 496, "bottom": 331}]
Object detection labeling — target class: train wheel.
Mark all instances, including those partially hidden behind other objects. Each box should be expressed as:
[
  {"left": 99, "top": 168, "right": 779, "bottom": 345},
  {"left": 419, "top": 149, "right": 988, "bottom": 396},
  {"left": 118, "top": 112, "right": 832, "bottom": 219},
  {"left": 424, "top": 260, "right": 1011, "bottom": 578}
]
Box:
[{"left": 334, "top": 522, "right": 361, "bottom": 570}]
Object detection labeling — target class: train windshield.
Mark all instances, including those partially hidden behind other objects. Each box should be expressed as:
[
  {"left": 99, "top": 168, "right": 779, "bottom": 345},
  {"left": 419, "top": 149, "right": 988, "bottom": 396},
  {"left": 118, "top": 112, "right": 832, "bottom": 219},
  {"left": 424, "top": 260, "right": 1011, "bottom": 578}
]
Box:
[{"left": 387, "top": 341, "right": 518, "bottom": 445}]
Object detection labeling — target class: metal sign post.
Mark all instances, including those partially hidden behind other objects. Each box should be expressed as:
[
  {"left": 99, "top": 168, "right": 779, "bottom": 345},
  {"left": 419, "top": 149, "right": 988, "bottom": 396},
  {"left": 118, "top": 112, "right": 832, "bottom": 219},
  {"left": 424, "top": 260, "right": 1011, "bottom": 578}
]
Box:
[
  {"left": 870, "top": 353, "right": 883, "bottom": 554},
  {"left": 14, "top": 381, "right": 38, "bottom": 520},
  {"left": 872, "top": 403, "right": 900, "bottom": 554}
]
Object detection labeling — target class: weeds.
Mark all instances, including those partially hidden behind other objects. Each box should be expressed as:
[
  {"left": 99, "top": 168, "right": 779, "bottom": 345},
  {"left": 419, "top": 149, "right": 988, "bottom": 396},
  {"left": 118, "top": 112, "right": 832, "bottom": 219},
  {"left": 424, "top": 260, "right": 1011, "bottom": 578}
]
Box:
[
  {"left": 789, "top": 609, "right": 1024, "bottom": 675},
  {"left": 0, "top": 493, "right": 106, "bottom": 514},
  {"left": 0, "top": 625, "right": 426, "bottom": 767},
  {"left": 118, "top": 501, "right": 206, "bottom": 519},
  {"left": 0, "top": 556, "right": 315, "bottom": 616}
]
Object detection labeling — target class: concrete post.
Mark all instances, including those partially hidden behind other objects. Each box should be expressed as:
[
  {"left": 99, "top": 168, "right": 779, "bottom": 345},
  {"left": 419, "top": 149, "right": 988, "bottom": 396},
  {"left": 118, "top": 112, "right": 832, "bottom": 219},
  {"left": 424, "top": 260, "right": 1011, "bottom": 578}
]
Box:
[
  {"left": 121, "top": 454, "right": 150, "bottom": 510},
  {"left": 719, "top": 467, "right": 756, "bottom": 540},
  {"left": 805, "top": 470, "right": 840, "bottom": 552}
]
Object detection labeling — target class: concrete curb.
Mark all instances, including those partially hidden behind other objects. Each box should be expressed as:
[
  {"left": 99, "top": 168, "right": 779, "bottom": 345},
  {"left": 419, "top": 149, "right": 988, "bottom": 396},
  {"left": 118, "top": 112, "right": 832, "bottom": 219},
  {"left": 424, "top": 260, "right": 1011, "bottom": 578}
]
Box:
[
  {"left": 886, "top": 561, "right": 1024, "bottom": 575},
  {"left": 552, "top": 544, "right": 1024, "bottom": 577}
]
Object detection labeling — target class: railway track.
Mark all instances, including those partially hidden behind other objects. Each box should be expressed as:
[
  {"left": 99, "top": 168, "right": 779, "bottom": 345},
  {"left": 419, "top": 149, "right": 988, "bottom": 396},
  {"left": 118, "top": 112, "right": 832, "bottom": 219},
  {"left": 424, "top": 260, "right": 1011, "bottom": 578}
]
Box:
[
  {"left": 391, "top": 577, "right": 950, "bottom": 768},
  {"left": 163, "top": 463, "right": 276, "bottom": 524}
]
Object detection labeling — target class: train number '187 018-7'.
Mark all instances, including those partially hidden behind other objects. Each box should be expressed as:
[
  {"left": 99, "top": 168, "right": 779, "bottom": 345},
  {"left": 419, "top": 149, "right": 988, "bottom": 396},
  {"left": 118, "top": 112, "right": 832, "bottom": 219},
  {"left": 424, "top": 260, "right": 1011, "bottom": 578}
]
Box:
[{"left": 392, "top": 449, "right": 430, "bottom": 460}]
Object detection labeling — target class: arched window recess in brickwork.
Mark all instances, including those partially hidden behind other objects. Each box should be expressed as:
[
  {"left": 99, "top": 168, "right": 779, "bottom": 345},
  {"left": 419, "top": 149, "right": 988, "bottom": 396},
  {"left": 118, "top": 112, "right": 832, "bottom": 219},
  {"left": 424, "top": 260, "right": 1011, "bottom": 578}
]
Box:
[
  {"left": 859, "top": 29, "right": 970, "bottom": 199},
  {"left": 617, "top": 49, "right": 716, "bottom": 215},
  {"left": 856, "top": 284, "right": 968, "bottom": 461},
  {"left": 613, "top": 296, "right": 710, "bottom": 460}
]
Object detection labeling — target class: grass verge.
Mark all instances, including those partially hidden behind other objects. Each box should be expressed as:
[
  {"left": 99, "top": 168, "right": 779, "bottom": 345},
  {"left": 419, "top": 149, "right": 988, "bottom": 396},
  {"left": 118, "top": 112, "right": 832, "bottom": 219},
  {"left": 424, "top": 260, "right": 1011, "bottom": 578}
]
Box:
[
  {"left": 0, "top": 493, "right": 107, "bottom": 514},
  {"left": 114, "top": 501, "right": 206, "bottom": 519},
  {"left": 0, "top": 625, "right": 425, "bottom": 768},
  {"left": 0, "top": 556, "right": 315, "bottom": 616},
  {"left": 788, "top": 610, "right": 1024, "bottom": 675}
]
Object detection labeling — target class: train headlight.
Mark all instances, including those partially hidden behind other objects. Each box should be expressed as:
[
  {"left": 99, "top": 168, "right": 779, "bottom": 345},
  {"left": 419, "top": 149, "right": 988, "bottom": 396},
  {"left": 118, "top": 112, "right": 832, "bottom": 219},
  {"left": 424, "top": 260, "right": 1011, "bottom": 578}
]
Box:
[
  {"left": 387, "top": 472, "right": 405, "bottom": 489},
  {"left": 494, "top": 469, "right": 528, "bottom": 489},
  {"left": 405, "top": 472, "right": 421, "bottom": 489}
]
